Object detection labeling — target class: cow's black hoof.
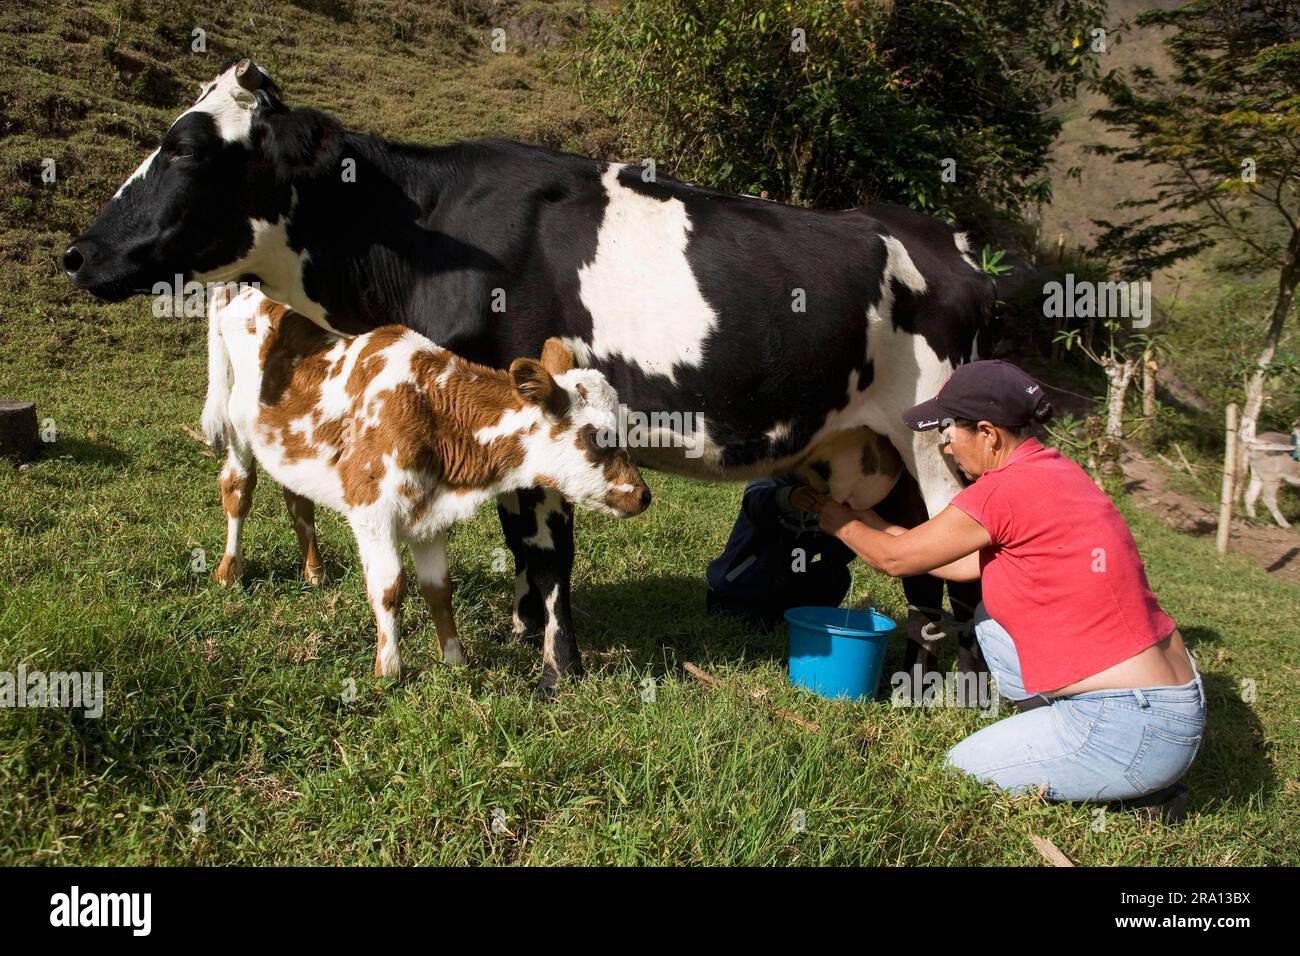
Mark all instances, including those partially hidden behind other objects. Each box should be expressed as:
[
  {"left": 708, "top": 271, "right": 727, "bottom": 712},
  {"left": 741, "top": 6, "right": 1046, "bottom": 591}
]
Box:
[
  {"left": 531, "top": 663, "right": 583, "bottom": 699},
  {"left": 531, "top": 675, "right": 559, "bottom": 699}
]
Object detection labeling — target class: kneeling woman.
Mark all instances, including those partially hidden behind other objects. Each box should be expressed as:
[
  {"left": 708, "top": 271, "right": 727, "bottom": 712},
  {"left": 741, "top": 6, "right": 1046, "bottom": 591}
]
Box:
[{"left": 794, "top": 360, "right": 1206, "bottom": 805}]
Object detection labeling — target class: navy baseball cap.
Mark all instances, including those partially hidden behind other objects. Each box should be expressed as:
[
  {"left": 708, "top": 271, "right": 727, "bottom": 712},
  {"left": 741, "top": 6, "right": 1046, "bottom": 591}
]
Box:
[{"left": 903, "top": 360, "right": 1048, "bottom": 431}]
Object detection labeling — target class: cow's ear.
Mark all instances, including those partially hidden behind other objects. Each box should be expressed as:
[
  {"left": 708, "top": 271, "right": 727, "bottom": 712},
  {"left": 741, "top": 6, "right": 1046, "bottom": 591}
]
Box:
[
  {"left": 510, "top": 358, "right": 571, "bottom": 418},
  {"left": 540, "top": 337, "right": 576, "bottom": 376},
  {"left": 252, "top": 107, "right": 343, "bottom": 182}
]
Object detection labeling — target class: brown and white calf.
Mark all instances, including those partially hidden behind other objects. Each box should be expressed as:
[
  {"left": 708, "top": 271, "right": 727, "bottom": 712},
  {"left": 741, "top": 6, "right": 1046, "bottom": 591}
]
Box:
[{"left": 202, "top": 287, "right": 651, "bottom": 679}]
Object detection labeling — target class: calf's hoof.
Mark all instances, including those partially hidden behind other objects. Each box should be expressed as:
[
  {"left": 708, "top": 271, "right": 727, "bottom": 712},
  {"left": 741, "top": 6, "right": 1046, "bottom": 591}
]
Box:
[
  {"left": 441, "top": 637, "right": 466, "bottom": 667},
  {"left": 214, "top": 555, "right": 242, "bottom": 588},
  {"left": 303, "top": 563, "right": 325, "bottom": 586},
  {"left": 374, "top": 648, "right": 403, "bottom": 681}
]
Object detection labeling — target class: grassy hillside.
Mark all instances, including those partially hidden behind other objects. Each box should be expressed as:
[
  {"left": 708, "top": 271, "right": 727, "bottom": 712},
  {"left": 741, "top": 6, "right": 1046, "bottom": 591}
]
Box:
[
  {"left": 1, "top": 0, "right": 602, "bottom": 287},
  {"left": 1, "top": 1, "right": 1297, "bottom": 864}
]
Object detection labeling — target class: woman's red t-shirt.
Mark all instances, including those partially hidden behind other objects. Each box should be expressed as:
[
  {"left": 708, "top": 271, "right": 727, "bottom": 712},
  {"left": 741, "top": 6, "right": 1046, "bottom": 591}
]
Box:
[{"left": 950, "top": 437, "right": 1176, "bottom": 694}]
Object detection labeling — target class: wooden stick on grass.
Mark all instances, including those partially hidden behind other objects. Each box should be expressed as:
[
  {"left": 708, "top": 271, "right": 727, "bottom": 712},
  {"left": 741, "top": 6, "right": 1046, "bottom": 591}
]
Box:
[
  {"left": 181, "top": 424, "right": 217, "bottom": 459},
  {"left": 683, "top": 661, "right": 820, "bottom": 734},
  {"left": 1029, "top": 833, "right": 1075, "bottom": 867}
]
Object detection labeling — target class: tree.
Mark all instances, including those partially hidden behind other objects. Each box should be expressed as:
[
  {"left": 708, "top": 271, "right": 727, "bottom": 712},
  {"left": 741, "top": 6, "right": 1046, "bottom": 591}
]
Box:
[
  {"left": 1055, "top": 323, "right": 1163, "bottom": 473},
  {"left": 578, "top": 0, "right": 1107, "bottom": 218},
  {"left": 1089, "top": 0, "right": 1300, "bottom": 487}
]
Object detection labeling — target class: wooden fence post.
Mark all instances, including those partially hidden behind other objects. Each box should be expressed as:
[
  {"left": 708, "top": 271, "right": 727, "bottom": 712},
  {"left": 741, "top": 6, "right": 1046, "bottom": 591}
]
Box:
[{"left": 1216, "top": 403, "right": 1238, "bottom": 555}]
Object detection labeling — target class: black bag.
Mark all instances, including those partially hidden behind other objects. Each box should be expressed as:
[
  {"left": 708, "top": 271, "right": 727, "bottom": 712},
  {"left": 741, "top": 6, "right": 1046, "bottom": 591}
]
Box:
[{"left": 706, "top": 477, "right": 855, "bottom": 626}]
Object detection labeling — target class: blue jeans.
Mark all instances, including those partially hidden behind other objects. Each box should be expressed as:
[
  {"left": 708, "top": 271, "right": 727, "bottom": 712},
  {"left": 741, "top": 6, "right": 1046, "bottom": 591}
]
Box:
[{"left": 945, "top": 603, "right": 1206, "bottom": 802}]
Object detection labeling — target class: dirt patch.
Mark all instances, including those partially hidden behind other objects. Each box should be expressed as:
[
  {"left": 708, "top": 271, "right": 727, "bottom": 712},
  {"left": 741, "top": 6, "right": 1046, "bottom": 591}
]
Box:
[{"left": 1121, "top": 449, "right": 1300, "bottom": 585}]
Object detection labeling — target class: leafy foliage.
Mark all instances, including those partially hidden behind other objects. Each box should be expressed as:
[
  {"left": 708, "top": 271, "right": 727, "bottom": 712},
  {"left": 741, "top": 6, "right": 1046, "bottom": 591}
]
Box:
[
  {"left": 578, "top": 0, "right": 1106, "bottom": 215},
  {"left": 1090, "top": 0, "right": 1300, "bottom": 277},
  {"left": 979, "top": 246, "right": 1012, "bottom": 277}
]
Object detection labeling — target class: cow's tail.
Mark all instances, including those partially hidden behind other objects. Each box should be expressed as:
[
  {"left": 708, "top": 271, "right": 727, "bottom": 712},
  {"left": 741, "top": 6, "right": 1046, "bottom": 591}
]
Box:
[{"left": 201, "top": 286, "right": 235, "bottom": 460}]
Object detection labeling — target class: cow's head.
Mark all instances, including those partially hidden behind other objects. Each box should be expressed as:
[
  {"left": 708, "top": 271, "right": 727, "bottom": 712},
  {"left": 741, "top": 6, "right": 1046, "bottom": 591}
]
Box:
[
  {"left": 510, "top": 340, "right": 652, "bottom": 518},
  {"left": 64, "top": 58, "right": 340, "bottom": 303}
]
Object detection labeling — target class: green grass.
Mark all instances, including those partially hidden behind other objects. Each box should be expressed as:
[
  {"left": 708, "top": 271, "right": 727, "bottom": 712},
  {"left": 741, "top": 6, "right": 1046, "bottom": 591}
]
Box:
[
  {"left": 1, "top": 292, "right": 1298, "bottom": 865},
  {"left": 2, "top": 0, "right": 1298, "bottom": 866}
]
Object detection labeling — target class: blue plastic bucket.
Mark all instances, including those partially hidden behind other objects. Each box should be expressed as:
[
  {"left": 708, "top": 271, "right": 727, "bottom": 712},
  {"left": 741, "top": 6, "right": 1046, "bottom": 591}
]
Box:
[{"left": 785, "top": 606, "right": 897, "bottom": 702}]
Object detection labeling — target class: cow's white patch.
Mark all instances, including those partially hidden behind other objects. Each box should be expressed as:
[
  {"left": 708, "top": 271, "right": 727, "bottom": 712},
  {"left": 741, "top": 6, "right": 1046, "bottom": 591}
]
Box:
[
  {"left": 541, "top": 584, "right": 562, "bottom": 672},
  {"left": 766, "top": 420, "right": 794, "bottom": 445},
  {"left": 476, "top": 406, "right": 544, "bottom": 444},
  {"left": 195, "top": 204, "right": 342, "bottom": 336},
  {"left": 111, "top": 63, "right": 265, "bottom": 202},
  {"left": 181, "top": 64, "right": 266, "bottom": 145},
  {"left": 112, "top": 149, "right": 159, "bottom": 200},
  {"left": 859, "top": 313, "right": 963, "bottom": 518},
  {"left": 778, "top": 234, "right": 962, "bottom": 516},
  {"left": 953, "top": 231, "right": 980, "bottom": 271},
  {"left": 523, "top": 495, "right": 556, "bottom": 550},
  {"left": 576, "top": 164, "right": 718, "bottom": 383},
  {"left": 881, "top": 235, "right": 928, "bottom": 296}
]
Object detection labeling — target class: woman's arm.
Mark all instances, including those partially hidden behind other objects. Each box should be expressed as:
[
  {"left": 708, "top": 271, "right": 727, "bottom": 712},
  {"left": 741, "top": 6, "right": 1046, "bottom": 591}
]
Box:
[
  {"left": 846, "top": 506, "right": 983, "bottom": 581},
  {"left": 912, "top": 547, "right": 983, "bottom": 582},
  {"left": 809, "top": 498, "right": 991, "bottom": 579}
]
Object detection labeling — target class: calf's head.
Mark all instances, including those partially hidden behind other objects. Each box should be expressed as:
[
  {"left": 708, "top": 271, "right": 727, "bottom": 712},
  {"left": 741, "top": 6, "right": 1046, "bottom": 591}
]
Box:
[
  {"left": 509, "top": 340, "right": 652, "bottom": 518},
  {"left": 64, "top": 58, "right": 339, "bottom": 302}
]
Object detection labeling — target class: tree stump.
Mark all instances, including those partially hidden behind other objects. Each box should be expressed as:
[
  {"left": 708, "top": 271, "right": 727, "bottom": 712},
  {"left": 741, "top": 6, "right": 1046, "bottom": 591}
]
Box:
[{"left": 0, "top": 400, "right": 39, "bottom": 462}]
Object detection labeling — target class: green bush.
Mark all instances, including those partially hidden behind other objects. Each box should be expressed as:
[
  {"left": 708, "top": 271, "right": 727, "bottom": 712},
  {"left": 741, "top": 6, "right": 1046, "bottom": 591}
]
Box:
[{"left": 578, "top": 0, "right": 1105, "bottom": 215}]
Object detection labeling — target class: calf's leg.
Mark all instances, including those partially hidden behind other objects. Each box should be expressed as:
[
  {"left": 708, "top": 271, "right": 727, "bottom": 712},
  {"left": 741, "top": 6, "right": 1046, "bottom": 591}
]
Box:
[
  {"left": 410, "top": 531, "right": 465, "bottom": 666},
  {"left": 496, "top": 487, "right": 580, "bottom": 695},
  {"left": 352, "top": 521, "right": 405, "bottom": 679},
  {"left": 215, "top": 442, "right": 257, "bottom": 587},
  {"left": 496, "top": 490, "right": 536, "bottom": 646},
  {"left": 283, "top": 488, "right": 325, "bottom": 585}
]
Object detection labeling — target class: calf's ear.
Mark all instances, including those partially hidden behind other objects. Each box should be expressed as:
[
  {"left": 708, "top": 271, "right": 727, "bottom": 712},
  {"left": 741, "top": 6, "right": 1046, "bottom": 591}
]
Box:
[
  {"left": 510, "top": 358, "right": 571, "bottom": 419},
  {"left": 252, "top": 106, "right": 343, "bottom": 182},
  {"left": 540, "top": 337, "right": 576, "bottom": 375}
]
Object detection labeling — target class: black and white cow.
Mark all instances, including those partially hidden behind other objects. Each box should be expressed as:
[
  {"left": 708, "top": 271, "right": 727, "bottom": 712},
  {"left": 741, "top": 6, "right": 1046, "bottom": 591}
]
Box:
[{"left": 66, "top": 59, "right": 995, "bottom": 693}]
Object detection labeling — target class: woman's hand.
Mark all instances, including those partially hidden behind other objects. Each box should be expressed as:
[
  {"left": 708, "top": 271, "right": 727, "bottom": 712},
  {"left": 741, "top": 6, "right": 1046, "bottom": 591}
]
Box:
[
  {"left": 792, "top": 487, "right": 877, "bottom": 538},
  {"left": 793, "top": 487, "right": 988, "bottom": 580},
  {"left": 816, "top": 499, "right": 856, "bottom": 536},
  {"left": 790, "top": 486, "right": 828, "bottom": 515}
]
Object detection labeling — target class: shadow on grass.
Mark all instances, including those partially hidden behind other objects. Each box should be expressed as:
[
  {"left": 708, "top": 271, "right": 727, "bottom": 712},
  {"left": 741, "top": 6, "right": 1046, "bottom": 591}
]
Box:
[
  {"left": 1180, "top": 625, "right": 1277, "bottom": 809},
  {"left": 42, "top": 435, "right": 130, "bottom": 468},
  {"left": 1265, "top": 547, "right": 1298, "bottom": 573},
  {"left": 563, "top": 584, "right": 1281, "bottom": 808},
  {"left": 236, "top": 553, "right": 353, "bottom": 592},
  {"left": 571, "top": 572, "right": 786, "bottom": 673},
  {"left": 567, "top": 573, "right": 931, "bottom": 695}
]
